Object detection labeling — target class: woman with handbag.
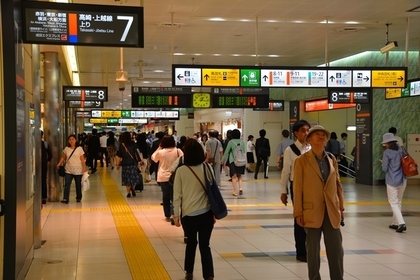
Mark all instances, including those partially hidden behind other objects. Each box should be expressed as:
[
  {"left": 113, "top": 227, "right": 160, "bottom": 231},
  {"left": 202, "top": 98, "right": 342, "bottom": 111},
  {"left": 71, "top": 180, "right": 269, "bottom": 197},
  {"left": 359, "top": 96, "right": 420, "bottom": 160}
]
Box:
[
  {"left": 151, "top": 135, "right": 183, "bottom": 223},
  {"left": 173, "top": 139, "right": 215, "bottom": 280},
  {"left": 57, "top": 135, "right": 87, "bottom": 204},
  {"left": 381, "top": 132, "right": 407, "bottom": 232},
  {"left": 116, "top": 132, "right": 142, "bottom": 198}
]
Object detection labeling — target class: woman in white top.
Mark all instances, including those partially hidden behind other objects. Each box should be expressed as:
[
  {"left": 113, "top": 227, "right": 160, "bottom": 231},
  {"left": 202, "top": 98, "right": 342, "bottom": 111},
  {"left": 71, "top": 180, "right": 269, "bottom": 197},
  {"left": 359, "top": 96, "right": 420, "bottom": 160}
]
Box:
[
  {"left": 246, "top": 135, "right": 255, "bottom": 173},
  {"left": 151, "top": 135, "right": 183, "bottom": 222},
  {"left": 57, "top": 135, "right": 87, "bottom": 204}
]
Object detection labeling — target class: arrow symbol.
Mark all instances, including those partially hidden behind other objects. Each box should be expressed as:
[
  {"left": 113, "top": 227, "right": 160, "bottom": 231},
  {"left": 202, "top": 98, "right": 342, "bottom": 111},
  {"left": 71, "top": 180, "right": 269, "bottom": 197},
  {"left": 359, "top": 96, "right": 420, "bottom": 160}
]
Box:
[
  {"left": 363, "top": 76, "right": 369, "bottom": 82},
  {"left": 204, "top": 74, "right": 210, "bottom": 81},
  {"left": 398, "top": 76, "right": 404, "bottom": 82},
  {"left": 262, "top": 75, "right": 268, "bottom": 81},
  {"left": 242, "top": 75, "right": 248, "bottom": 81},
  {"left": 177, "top": 74, "right": 183, "bottom": 80},
  {"left": 329, "top": 76, "right": 335, "bottom": 82}
]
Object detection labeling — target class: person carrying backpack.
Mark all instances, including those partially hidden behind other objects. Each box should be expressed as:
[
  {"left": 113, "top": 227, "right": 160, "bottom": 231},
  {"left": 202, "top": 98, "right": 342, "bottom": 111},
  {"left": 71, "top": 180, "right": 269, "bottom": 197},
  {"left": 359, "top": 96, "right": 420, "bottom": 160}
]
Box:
[{"left": 221, "top": 129, "right": 246, "bottom": 196}]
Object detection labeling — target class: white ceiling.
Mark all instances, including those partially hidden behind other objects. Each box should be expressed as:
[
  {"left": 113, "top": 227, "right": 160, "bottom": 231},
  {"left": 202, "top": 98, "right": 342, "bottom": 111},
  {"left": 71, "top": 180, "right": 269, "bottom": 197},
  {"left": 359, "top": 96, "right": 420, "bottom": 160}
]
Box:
[{"left": 58, "top": 0, "right": 420, "bottom": 109}]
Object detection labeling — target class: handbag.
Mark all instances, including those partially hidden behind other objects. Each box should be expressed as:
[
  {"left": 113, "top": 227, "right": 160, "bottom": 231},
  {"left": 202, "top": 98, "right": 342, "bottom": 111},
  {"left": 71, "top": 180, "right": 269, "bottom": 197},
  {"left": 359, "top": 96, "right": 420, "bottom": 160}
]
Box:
[
  {"left": 401, "top": 147, "right": 419, "bottom": 177},
  {"left": 187, "top": 163, "right": 228, "bottom": 220},
  {"left": 58, "top": 148, "right": 77, "bottom": 177}
]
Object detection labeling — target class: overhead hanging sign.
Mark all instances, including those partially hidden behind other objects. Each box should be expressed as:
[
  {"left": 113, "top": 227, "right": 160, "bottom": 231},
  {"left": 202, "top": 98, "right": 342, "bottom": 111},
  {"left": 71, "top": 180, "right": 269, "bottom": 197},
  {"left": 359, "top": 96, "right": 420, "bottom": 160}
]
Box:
[
  {"left": 22, "top": 1, "right": 144, "bottom": 47},
  {"left": 172, "top": 65, "right": 407, "bottom": 88},
  {"left": 131, "top": 86, "right": 192, "bottom": 108},
  {"left": 63, "top": 86, "right": 108, "bottom": 101},
  {"left": 305, "top": 99, "right": 356, "bottom": 112},
  {"left": 68, "top": 101, "right": 103, "bottom": 108},
  {"left": 328, "top": 88, "right": 370, "bottom": 104}
]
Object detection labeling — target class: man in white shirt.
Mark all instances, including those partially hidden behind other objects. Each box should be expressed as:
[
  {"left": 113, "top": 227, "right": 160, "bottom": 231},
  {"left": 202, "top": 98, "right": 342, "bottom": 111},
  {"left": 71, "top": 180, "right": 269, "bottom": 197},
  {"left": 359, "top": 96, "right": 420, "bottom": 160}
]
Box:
[
  {"left": 205, "top": 130, "right": 222, "bottom": 187},
  {"left": 99, "top": 131, "right": 109, "bottom": 167},
  {"left": 276, "top": 129, "right": 294, "bottom": 171},
  {"left": 280, "top": 120, "right": 311, "bottom": 262},
  {"left": 389, "top": 127, "right": 404, "bottom": 147}
]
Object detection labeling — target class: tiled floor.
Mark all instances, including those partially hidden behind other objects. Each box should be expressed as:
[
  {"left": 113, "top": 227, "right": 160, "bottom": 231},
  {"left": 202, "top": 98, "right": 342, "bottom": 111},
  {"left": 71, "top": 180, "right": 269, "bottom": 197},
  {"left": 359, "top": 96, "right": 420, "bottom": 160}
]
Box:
[{"left": 26, "top": 167, "right": 420, "bottom": 280}]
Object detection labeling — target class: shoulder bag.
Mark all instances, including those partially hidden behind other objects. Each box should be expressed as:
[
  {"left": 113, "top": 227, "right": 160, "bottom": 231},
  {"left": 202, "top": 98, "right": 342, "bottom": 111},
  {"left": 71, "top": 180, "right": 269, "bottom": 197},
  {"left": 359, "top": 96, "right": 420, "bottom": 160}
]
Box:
[
  {"left": 401, "top": 147, "right": 419, "bottom": 177},
  {"left": 186, "top": 163, "right": 228, "bottom": 220},
  {"left": 122, "top": 143, "right": 142, "bottom": 170},
  {"left": 58, "top": 147, "right": 77, "bottom": 177}
]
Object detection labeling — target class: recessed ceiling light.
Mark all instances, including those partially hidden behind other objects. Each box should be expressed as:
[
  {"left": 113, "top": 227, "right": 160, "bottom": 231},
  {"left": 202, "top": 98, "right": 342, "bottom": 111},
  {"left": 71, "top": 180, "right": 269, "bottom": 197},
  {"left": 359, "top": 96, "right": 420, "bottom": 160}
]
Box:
[
  {"left": 213, "top": 54, "right": 222, "bottom": 56},
  {"left": 320, "top": 20, "right": 334, "bottom": 24},
  {"left": 240, "top": 19, "right": 251, "bottom": 22},
  {"left": 142, "top": 81, "right": 150, "bottom": 84},
  {"left": 345, "top": 21, "right": 359, "bottom": 24},
  {"left": 209, "top": 17, "right": 225, "bottom": 21},
  {"left": 174, "top": 53, "right": 185, "bottom": 56},
  {"left": 154, "top": 70, "right": 164, "bottom": 73},
  {"left": 293, "top": 20, "right": 305, "bottom": 24}
]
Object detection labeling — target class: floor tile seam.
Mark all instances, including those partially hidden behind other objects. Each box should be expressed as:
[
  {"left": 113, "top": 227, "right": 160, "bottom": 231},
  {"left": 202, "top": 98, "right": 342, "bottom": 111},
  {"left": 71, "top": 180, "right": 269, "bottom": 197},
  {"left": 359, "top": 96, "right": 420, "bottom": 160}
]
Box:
[{"left": 98, "top": 170, "right": 171, "bottom": 279}]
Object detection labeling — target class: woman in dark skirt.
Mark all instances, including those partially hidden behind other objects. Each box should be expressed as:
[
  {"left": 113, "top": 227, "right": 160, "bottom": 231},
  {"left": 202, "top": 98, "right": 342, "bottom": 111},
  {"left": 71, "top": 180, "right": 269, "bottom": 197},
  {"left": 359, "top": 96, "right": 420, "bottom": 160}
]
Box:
[
  {"left": 116, "top": 132, "right": 141, "bottom": 198},
  {"left": 221, "top": 129, "right": 246, "bottom": 196}
]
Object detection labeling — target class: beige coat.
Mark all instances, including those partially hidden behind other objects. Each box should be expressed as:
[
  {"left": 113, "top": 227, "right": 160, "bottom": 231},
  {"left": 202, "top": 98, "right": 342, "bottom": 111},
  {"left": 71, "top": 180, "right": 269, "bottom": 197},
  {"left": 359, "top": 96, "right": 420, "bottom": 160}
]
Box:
[{"left": 293, "top": 152, "right": 344, "bottom": 229}]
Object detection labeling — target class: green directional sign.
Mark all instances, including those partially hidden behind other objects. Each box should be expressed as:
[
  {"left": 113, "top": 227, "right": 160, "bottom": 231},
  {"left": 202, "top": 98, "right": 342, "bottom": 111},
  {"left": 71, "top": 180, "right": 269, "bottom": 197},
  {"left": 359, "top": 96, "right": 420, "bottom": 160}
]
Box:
[
  {"left": 107, "top": 119, "right": 119, "bottom": 124},
  {"left": 240, "top": 69, "right": 260, "bottom": 87},
  {"left": 121, "top": 110, "right": 131, "bottom": 118}
]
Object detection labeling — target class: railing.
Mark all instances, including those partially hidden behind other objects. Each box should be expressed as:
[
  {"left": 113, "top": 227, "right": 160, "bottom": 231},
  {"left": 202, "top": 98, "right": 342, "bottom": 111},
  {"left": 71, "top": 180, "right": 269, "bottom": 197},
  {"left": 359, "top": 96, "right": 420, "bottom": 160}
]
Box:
[{"left": 338, "top": 154, "right": 356, "bottom": 179}]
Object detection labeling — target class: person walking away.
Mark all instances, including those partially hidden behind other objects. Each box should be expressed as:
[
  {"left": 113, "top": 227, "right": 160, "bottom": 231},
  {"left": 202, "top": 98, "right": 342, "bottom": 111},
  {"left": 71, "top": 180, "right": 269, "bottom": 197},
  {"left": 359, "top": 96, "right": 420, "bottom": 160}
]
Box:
[
  {"left": 246, "top": 135, "right": 255, "bottom": 173},
  {"left": 41, "top": 130, "right": 52, "bottom": 204},
  {"left": 280, "top": 120, "right": 311, "bottom": 262},
  {"left": 205, "top": 130, "right": 222, "bottom": 187},
  {"left": 326, "top": 132, "right": 341, "bottom": 159},
  {"left": 173, "top": 139, "right": 215, "bottom": 280},
  {"left": 293, "top": 125, "right": 345, "bottom": 280},
  {"left": 57, "top": 135, "right": 87, "bottom": 204},
  {"left": 116, "top": 132, "right": 142, "bottom": 197},
  {"left": 221, "top": 129, "right": 246, "bottom": 196},
  {"left": 222, "top": 130, "right": 233, "bottom": 179},
  {"left": 151, "top": 135, "right": 184, "bottom": 224},
  {"left": 136, "top": 132, "right": 150, "bottom": 183},
  {"left": 254, "top": 129, "right": 271, "bottom": 179},
  {"left": 276, "top": 129, "right": 294, "bottom": 172},
  {"left": 150, "top": 131, "right": 164, "bottom": 181},
  {"left": 86, "top": 128, "right": 100, "bottom": 174},
  {"left": 381, "top": 132, "right": 407, "bottom": 232},
  {"left": 99, "top": 131, "right": 109, "bottom": 167},
  {"left": 106, "top": 131, "right": 117, "bottom": 169}
]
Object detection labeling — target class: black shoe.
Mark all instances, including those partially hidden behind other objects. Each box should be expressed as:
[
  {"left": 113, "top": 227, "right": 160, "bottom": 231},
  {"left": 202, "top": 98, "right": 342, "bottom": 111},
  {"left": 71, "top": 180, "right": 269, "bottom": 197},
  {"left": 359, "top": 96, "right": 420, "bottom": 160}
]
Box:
[
  {"left": 389, "top": 224, "right": 398, "bottom": 229},
  {"left": 42, "top": 199, "right": 47, "bottom": 204},
  {"left": 239, "top": 189, "right": 243, "bottom": 195},
  {"left": 60, "top": 199, "right": 68, "bottom": 204},
  {"left": 396, "top": 224, "right": 407, "bottom": 233},
  {"left": 76, "top": 199, "right": 81, "bottom": 203},
  {"left": 228, "top": 178, "right": 232, "bottom": 182},
  {"left": 254, "top": 175, "right": 257, "bottom": 180},
  {"left": 264, "top": 176, "right": 268, "bottom": 179},
  {"left": 126, "top": 193, "right": 131, "bottom": 198},
  {"left": 131, "top": 190, "right": 136, "bottom": 197},
  {"left": 296, "top": 255, "right": 307, "bottom": 262}
]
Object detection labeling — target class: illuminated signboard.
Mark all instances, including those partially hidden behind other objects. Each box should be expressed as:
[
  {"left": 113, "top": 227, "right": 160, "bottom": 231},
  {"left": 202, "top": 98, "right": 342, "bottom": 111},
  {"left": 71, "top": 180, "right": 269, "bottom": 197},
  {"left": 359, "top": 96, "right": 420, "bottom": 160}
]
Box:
[
  {"left": 305, "top": 99, "right": 356, "bottom": 112},
  {"left": 68, "top": 101, "right": 103, "bottom": 108},
  {"left": 63, "top": 86, "right": 108, "bottom": 101},
  {"left": 328, "top": 88, "right": 370, "bottom": 104},
  {"left": 211, "top": 87, "right": 269, "bottom": 108},
  {"left": 22, "top": 1, "right": 144, "bottom": 47},
  {"left": 91, "top": 110, "right": 179, "bottom": 120},
  {"left": 172, "top": 65, "right": 407, "bottom": 88},
  {"left": 253, "top": 100, "right": 285, "bottom": 111},
  {"left": 131, "top": 86, "right": 192, "bottom": 108},
  {"left": 75, "top": 111, "right": 92, "bottom": 118},
  {"left": 385, "top": 79, "right": 420, "bottom": 99}
]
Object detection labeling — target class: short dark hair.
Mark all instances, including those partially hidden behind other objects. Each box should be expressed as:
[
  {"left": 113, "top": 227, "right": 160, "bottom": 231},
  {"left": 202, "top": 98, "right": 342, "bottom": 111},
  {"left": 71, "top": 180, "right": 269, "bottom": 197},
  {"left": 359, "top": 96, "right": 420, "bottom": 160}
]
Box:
[
  {"left": 259, "top": 129, "right": 266, "bottom": 137},
  {"left": 160, "top": 135, "right": 176, "bottom": 148},
  {"left": 209, "top": 130, "right": 218, "bottom": 138},
  {"left": 232, "top": 129, "right": 241, "bottom": 139},
  {"left": 292, "top": 120, "right": 311, "bottom": 133},
  {"left": 282, "top": 130, "right": 290, "bottom": 138},
  {"left": 341, "top": 133, "right": 347, "bottom": 138},
  {"left": 330, "top": 132, "right": 338, "bottom": 140},
  {"left": 248, "top": 135, "right": 254, "bottom": 141},
  {"left": 183, "top": 139, "right": 205, "bottom": 165},
  {"left": 389, "top": 127, "right": 397, "bottom": 134},
  {"left": 92, "top": 128, "right": 98, "bottom": 135}
]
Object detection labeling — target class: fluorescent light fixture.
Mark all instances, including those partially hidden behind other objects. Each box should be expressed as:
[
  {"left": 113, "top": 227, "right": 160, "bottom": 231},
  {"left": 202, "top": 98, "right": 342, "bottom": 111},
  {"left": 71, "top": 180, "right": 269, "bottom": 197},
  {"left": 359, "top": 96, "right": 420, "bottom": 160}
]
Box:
[
  {"left": 213, "top": 54, "right": 222, "bottom": 56},
  {"left": 173, "top": 53, "right": 185, "bottom": 56},
  {"left": 72, "top": 72, "right": 80, "bottom": 86},
  {"left": 209, "top": 17, "right": 225, "bottom": 21},
  {"left": 153, "top": 70, "right": 164, "bottom": 73},
  {"left": 268, "top": 54, "right": 279, "bottom": 57},
  {"left": 320, "top": 20, "right": 334, "bottom": 24},
  {"left": 293, "top": 20, "right": 305, "bottom": 24},
  {"left": 225, "top": 111, "right": 232, "bottom": 116},
  {"left": 345, "top": 21, "right": 359, "bottom": 24},
  {"left": 62, "top": 45, "right": 80, "bottom": 85},
  {"left": 240, "top": 19, "right": 251, "bottom": 22},
  {"left": 347, "top": 126, "right": 356, "bottom": 131},
  {"left": 232, "top": 54, "right": 240, "bottom": 57}
]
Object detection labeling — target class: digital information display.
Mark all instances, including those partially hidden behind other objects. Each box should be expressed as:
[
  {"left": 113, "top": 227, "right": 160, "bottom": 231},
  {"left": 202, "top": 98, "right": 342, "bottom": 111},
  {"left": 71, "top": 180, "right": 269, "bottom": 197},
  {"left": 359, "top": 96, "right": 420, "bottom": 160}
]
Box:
[
  {"left": 253, "top": 100, "right": 285, "bottom": 111},
  {"left": 328, "top": 88, "right": 370, "bottom": 104},
  {"left": 211, "top": 87, "right": 269, "bottom": 108},
  {"left": 172, "top": 65, "right": 407, "bottom": 89},
  {"left": 22, "top": 1, "right": 144, "bottom": 47},
  {"left": 131, "top": 87, "right": 192, "bottom": 108},
  {"left": 76, "top": 111, "right": 92, "bottom": 118},
  {"left": 305, "top": 99, "right": 356, "bottom": 112},
  {"left": 91, "top": 110, "right": 179, "bottom": 120},
  {"left": 68, "top": 101, "right": 103, "bottom": 108},
  {"left": 63, "top": 86, "right": 108, "bottom": 101}
]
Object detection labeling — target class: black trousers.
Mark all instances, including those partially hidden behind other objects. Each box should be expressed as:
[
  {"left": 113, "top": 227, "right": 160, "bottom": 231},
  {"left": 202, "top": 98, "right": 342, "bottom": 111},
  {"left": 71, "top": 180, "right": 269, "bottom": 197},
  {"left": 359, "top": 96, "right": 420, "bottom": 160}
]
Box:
[
  {"left": 254, "top": 156, "right": 268, "bottom": 177},
  {"left": 290, "top": 181, "right": 307, "bottom": 258},
  {"left": 41, "top": 163, "right": 48, "bottom": 199}
]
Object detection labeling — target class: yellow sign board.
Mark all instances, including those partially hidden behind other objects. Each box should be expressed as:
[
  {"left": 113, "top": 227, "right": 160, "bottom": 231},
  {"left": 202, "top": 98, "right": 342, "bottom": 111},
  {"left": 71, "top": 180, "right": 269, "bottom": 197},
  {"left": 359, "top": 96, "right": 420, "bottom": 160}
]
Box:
[
  {"left": 101, "top": 111, "right": 121, "bottom": 118},
  {"left": 90, "top": 118, "right": 107, "bottom": 124},
  {"left": 385, "top": 88, "right": 402, "bottom": 99},
  {"left": 372, "top": 70, "right": 405, "bottom": 88},
  {"left": 202, "top": 69, "right": 240, "bottom": 87}
]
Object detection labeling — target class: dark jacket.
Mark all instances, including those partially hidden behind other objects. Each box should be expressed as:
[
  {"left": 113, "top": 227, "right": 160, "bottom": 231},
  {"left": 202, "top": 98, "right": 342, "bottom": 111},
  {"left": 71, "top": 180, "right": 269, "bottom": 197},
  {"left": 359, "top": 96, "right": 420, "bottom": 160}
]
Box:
[{"left": 255, "top": 137, "right": 271, "bottom": 158}]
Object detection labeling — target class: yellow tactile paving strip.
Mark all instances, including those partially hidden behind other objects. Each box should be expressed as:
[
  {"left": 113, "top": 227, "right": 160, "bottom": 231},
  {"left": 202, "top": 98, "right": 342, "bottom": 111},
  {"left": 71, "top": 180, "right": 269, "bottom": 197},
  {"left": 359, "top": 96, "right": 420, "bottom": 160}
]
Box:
[{"left": 99, "top": 170, "right": 171, "bottom": 280}]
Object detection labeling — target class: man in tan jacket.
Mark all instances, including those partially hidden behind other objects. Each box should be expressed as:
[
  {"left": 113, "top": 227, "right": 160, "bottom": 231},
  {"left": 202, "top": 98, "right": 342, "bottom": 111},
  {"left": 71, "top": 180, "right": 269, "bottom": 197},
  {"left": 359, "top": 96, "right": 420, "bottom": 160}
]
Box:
[{"left": 293, "top": 125, "right": 345, "bottom": 280}]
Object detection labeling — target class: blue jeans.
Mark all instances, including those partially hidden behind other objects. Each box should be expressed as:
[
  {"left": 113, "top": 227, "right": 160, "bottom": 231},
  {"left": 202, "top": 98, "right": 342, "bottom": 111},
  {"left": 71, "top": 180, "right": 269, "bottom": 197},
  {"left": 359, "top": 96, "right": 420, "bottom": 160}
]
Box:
[
  {"left": 182, "top": 210, "right": 214, "bottom": 279},
  {"left": 63, "top": 173, "right": 82, "bottom": 202}
]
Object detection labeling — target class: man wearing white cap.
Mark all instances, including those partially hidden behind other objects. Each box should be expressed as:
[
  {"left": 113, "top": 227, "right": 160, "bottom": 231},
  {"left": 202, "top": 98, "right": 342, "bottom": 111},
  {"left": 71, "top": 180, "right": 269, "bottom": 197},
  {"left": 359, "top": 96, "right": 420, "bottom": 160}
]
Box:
[{"left": 293, "top": 125, "right": 345, "bottom": 280}]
